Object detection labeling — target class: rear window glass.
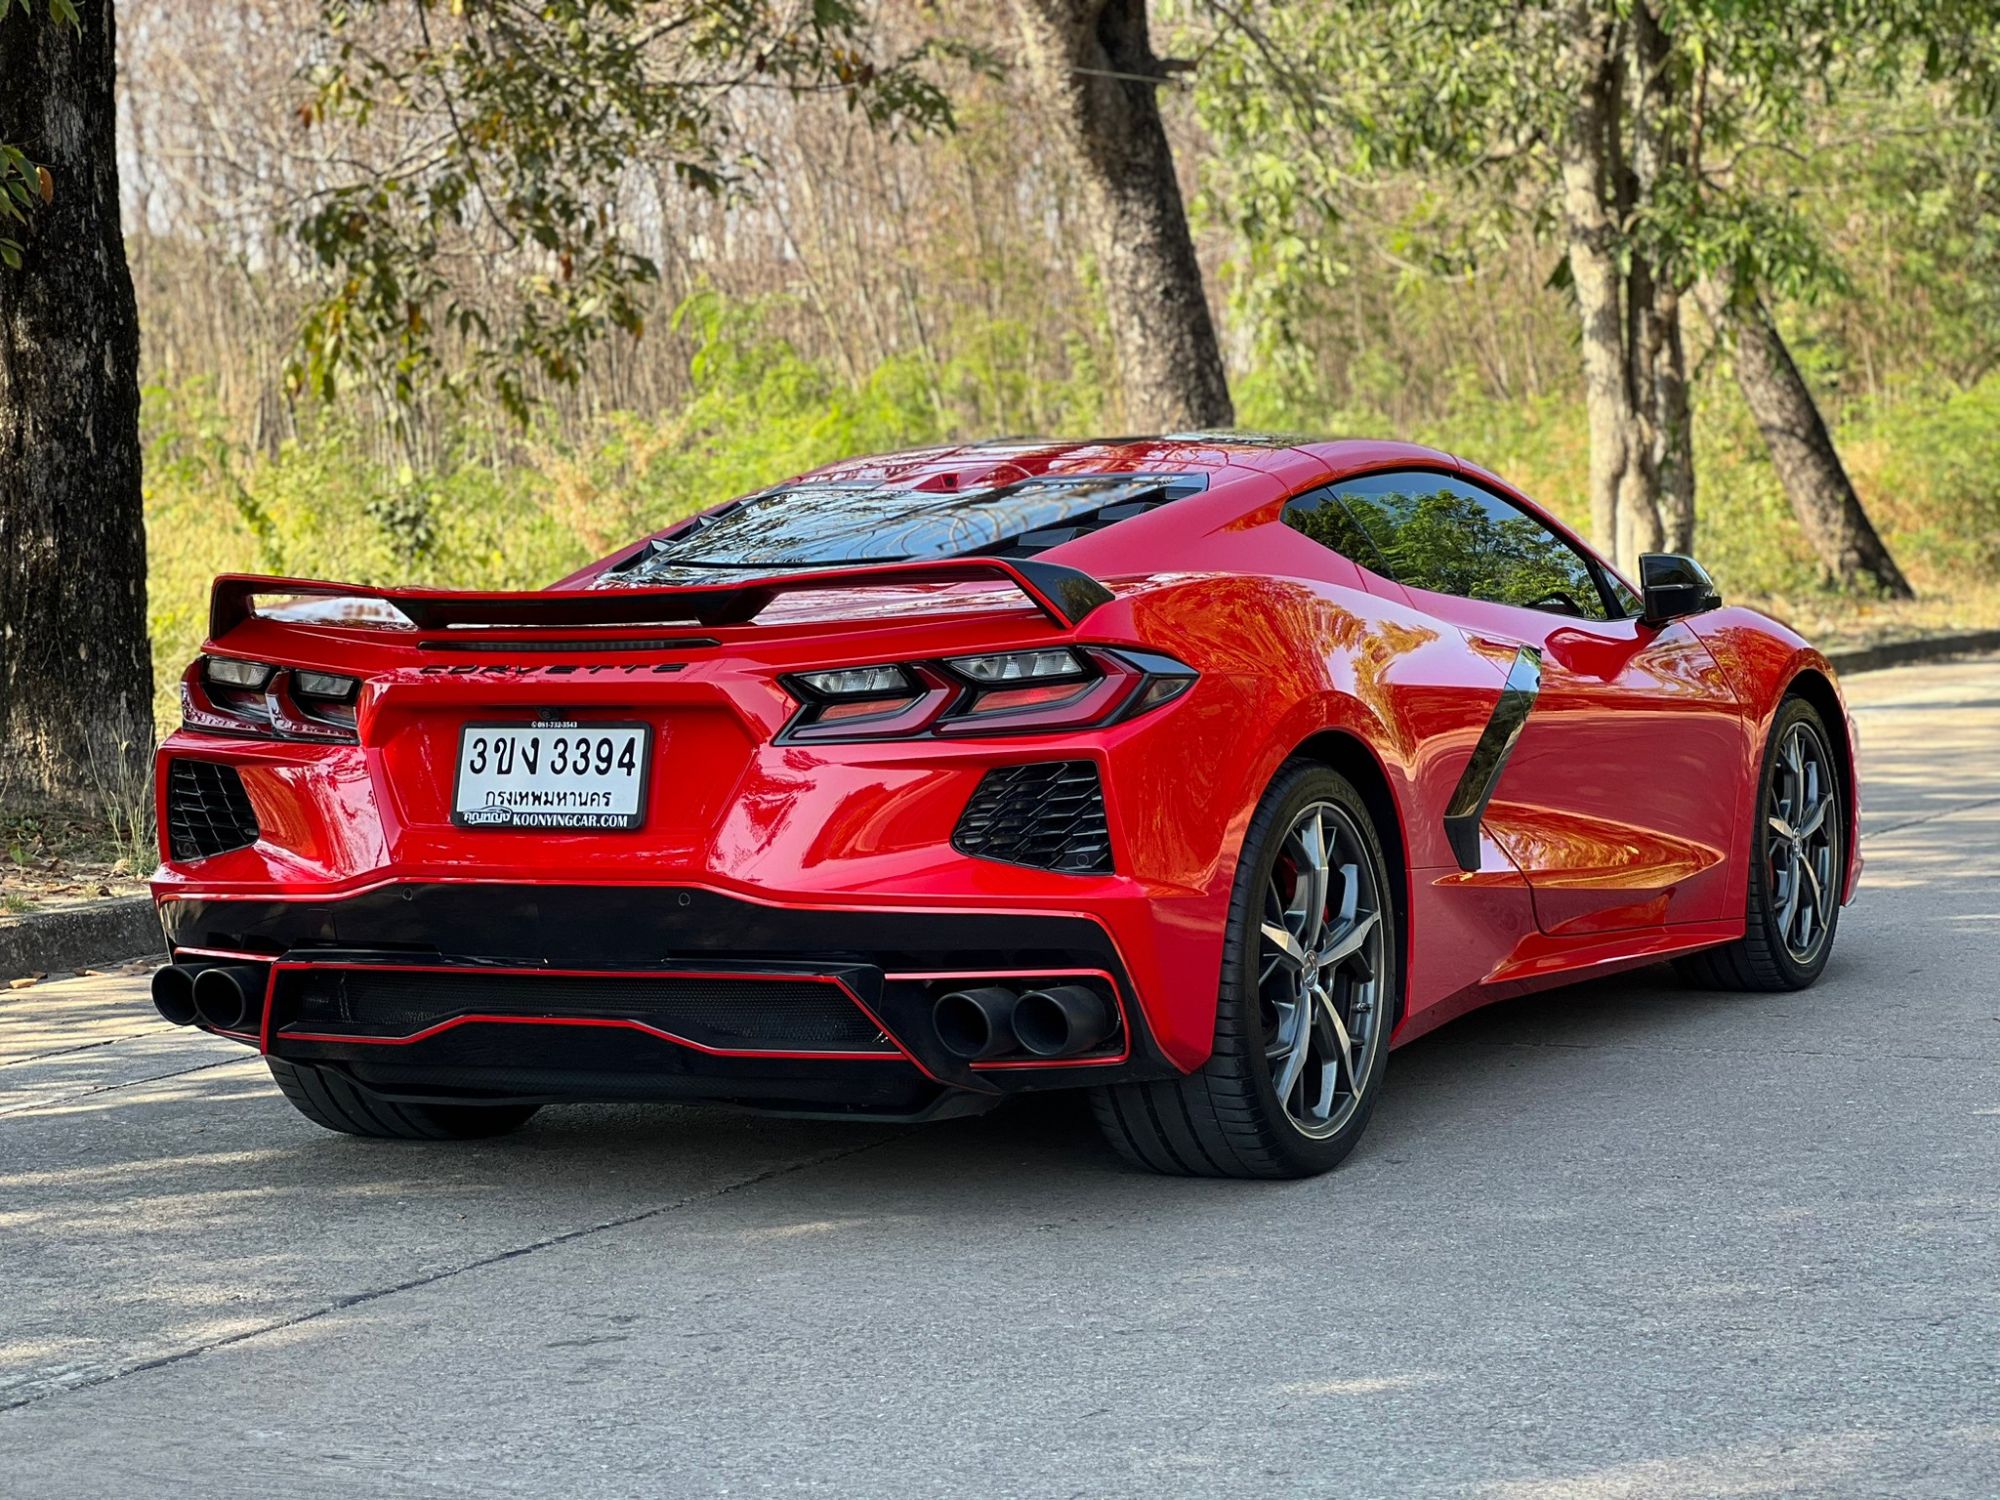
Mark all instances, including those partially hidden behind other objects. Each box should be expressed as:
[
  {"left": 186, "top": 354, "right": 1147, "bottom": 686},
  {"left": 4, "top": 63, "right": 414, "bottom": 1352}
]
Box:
[{"left": 612, "top": 475, "right": 1201, "bottom": 581}]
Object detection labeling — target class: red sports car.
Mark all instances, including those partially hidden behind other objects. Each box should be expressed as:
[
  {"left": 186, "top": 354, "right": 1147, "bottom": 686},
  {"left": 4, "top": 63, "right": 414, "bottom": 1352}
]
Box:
[{"left": 148, "top": 436, "right": 1857, "bottom": 1177}]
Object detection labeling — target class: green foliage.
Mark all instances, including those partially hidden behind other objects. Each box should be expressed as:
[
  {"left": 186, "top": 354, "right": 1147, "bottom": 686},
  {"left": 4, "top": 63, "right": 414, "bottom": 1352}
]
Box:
[
  {"left": 1180, "top": 0, "right": 2000, "bottom": 363},
  {"left": 0, "top": 143, "right": 48, "bottom": 269},
  {"left": 0, "top": 0, "right": 77, "bottom": 269},
  {"left": 144, "top": 289, "right": 1109, "bottom": 721},
  {"left": 1852, "top": 372, "right": 2000, "bottom": 574},
  {"left": 0, "top": 0, "right": 79, "bottom": 21},
  {"left": 293, "top": 0, "right": 962, "bottom": 423}
]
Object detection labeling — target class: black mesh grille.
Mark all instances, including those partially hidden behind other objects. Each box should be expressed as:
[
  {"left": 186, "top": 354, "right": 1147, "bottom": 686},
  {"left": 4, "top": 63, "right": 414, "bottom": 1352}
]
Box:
[
  {"left": 165, "top": 759, "right": 260, "bottom": 861},
  {"left": 279, "top": 969, "right": 893, "bottom": 1051},
  {"left": 953, "top": 761, "right": 1112, "bottom": 874}
]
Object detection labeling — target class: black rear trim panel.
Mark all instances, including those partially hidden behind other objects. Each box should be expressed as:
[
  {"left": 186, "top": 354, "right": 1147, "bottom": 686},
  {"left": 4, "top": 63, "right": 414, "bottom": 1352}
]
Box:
[{"left": 161, "top": 884, "right": 1181, "bottom": 1100}]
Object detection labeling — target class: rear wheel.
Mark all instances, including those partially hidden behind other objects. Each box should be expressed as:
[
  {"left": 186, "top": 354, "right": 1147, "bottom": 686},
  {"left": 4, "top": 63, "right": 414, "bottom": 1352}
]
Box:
[
  {"left": 268, "top": 1058, "right": 541, "bottom": 1140},
  {"left": 1091, "top": 761, "right": 1396, "bottom": 1179},
  {"left": 1677, "top": 695, "right": 1845, "bottom": 992}
]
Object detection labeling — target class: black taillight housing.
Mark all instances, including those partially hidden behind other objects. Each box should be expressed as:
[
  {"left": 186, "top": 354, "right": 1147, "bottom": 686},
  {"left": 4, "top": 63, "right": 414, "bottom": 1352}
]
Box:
[
  {"left": 180, "top": 658, "right": 361, "bottom": 744},
  {"left": 778, "top": 648, "right": 1195, "bottom": 743}
]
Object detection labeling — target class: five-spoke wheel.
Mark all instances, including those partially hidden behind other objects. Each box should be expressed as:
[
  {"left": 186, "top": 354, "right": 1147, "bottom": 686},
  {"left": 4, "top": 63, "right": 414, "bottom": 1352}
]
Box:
[
  {"left": 1258, "top": 801, "right": 1386, "bottom": 1141},
  {"left": 1678, "top": 694, "right": 1846, "bottom": 992},
  {"left": 1092, "top": 761, "right": 1397, "bottom": 1178},
  {"left": 1765, "top": 716, "right": 1839, "bottom": 965}
]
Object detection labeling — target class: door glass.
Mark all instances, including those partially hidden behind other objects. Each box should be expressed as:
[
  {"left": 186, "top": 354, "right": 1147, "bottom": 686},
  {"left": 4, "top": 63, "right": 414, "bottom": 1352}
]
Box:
[
  {"left": 1603, "top": 569, "right": 1643, "bottom": 617},
  {"left": 1331, "top": 472, "right": 1614, "bottom": 621}
]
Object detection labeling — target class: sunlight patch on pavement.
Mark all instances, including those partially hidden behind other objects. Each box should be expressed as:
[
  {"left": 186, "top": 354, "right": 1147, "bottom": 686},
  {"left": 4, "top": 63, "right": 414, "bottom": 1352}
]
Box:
[
  {"left": 1476, "top": 1431, "right": 1872, "bottom": 1499},
  {"left": 1272, "top": 1373, "right": 1442, "bottom": 1397},
  {"left": 739, "top": 1216, "right": 879, "bottom": 1242}
]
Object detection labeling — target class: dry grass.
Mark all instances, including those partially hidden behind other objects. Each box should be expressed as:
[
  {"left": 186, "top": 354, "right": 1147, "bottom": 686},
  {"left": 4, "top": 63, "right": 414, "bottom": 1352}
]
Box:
[{"left": 1742, "top": 577, "right": 2000, "bottom": 654}]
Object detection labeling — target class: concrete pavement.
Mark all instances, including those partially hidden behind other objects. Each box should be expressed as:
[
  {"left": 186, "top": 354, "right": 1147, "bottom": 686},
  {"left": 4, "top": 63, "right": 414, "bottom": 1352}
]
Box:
[{"left": 2, "top": 655, "right": 1996, "bottom": 1497}]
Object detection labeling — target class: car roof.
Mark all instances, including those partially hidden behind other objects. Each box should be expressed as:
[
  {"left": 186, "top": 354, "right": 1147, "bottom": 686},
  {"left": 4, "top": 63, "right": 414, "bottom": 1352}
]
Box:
[
  {"left": 789, "top": 435, "right": 1459, "bottom": 489},
  {"left": 588, "top": 434, "right": 1473, "bottom": 587}
]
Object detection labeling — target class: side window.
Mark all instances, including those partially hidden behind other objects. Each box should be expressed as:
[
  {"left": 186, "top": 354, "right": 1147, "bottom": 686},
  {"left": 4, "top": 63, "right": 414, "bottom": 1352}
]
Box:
[
  {"left": 1332, "top": 472, "right": 1615, "bottom": 622},
  {"left": 1603, "top": 569, "right": 1642, "bottom": 617},
  {"left": 1281, "top": 485, "right": 1394, "bottom": 577}
]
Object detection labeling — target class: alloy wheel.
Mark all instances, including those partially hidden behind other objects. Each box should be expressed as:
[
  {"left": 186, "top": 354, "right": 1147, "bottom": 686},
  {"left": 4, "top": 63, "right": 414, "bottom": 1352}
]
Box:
[
  {"left": 1258, "top": 801, "right": 1387, "bottom": 1139},
  {"left": 1766, "top": 720, "right": 1839, "bottom": 964}
]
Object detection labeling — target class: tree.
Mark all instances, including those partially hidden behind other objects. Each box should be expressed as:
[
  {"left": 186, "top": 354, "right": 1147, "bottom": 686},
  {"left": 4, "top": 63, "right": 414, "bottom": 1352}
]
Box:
[
  {"left": 1183, "top": 0, "right": 1934, "bottom": 588},
  {"left": 1552, "top": 0, "right": 1677, "bottom": 568},
  {"left": 1005, "top": 0, "right": 1233, "bottom": 428},
  {"left": 1697, "top": 279, "right": 1911, "bottom": 596},
  {"left": 0, "top": 0, "right": 150, "bottom": 796},
  {"left": 292, "top": 0, "right": 964, "bottom": 425}
]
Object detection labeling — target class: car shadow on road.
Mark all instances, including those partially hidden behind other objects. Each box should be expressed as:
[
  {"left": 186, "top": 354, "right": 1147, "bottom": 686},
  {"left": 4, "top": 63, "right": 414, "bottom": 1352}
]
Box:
[{"left": 0, "top": 923, "right": 1944, "bottom": 1415}]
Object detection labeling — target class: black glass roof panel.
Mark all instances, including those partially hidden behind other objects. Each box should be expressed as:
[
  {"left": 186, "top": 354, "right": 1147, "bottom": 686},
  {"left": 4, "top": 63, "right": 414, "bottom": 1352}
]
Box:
[{"left": 608, "top": 474, "right": 1204, "bottom": 583}]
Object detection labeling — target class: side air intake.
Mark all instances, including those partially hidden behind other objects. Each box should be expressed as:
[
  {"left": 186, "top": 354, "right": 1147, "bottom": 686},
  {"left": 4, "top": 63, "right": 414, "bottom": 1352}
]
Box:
[
  {"left": 165, "top": 759, "right": 261, "bottom": 861},
  {"left": 952, "top": 761, "right": 1113, "bottom": 875}
]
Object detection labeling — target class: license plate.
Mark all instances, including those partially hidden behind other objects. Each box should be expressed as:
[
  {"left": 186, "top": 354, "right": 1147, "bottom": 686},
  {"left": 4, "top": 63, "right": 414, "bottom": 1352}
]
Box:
[{"left": 452, "top": 721, "right": 652, "bottom": 830}]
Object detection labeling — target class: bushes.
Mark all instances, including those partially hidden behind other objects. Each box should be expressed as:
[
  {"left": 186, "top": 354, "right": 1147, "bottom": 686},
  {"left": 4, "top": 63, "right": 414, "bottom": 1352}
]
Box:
[
  {"left": 1849, "top": 374, "right": 2000, "bottom": 579},
  {"left": 142, "top": 289, "right": 2000, "bottom": 724},
  {"left": 1239, "top": 356, "right": 1998, "bottom": 609},
  {"left": 141, "top": 292, "right": 1111, "bottom": 719},
  {"left": 143, "top": 382, "right": 585, "bottom": 725}
]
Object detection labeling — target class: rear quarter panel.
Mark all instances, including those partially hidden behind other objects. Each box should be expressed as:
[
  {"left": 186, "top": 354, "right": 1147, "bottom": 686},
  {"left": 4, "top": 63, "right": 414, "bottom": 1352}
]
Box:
[{"left": 1086, "top": 535, "right": 1522, "bottom": 1058}]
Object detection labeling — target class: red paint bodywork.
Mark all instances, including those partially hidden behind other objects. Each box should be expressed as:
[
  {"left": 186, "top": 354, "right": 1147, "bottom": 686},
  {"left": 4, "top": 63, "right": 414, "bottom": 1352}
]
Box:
[{"left": 152, "top": 436, "right": 1860, "bottom": 1093}]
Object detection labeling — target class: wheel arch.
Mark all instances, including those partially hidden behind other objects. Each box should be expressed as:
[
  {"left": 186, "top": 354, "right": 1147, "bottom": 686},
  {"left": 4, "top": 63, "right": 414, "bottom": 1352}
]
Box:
[
  {"left": 1287, "top": 729, "right": 1412, "bottom": 1028},
  {"left": 1784, "top": 666, "right": 1860, "bottom": 901}
]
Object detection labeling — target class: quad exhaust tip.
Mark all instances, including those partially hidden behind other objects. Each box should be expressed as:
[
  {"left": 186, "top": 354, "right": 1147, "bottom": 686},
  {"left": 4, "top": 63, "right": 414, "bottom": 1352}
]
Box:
[
  {"left": 150, "top": 965, "right": 199, "bottom": 1027},
  {"left": 192, "top": 964, "right": 268, "bottom": 1033},
  {"left": 932, "top": 982, "right": 1117, "bottom": 1062},
  {"left": 1012, "top": 985, "right": 1114, "bottom": 1058},
  {"left": 932, "top": 986, "right": 1018, "bottom": 1061},
  {"left": 150, "top": 963, "right": 274, "bottom": 1034}
]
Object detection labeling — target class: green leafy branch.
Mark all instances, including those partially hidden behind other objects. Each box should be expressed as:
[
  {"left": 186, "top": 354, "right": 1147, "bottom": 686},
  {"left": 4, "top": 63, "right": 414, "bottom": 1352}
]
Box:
[
  {"left": 290, "top": 0, "right": 961, "bottom": 423},
  {"left": 0, "top": 0, "right": 79, "bottom": 268}
]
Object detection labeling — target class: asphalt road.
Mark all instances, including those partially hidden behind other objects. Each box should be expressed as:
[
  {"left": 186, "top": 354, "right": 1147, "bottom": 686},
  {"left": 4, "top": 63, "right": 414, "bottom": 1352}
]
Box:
[{"left": 3, "top": 655, "right": 1996, "bottom": 1499}]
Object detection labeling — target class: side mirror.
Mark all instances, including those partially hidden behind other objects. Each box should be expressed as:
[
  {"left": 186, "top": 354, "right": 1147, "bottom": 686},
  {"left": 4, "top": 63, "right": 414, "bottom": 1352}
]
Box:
[{"left": 1638, "top": 553, "right": 1722, "bottom": 626}]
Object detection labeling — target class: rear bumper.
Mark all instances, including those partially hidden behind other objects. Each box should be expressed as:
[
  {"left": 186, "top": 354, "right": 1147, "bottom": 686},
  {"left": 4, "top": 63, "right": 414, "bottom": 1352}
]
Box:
[{"left": 159, "top": 882, "right": 1185, "bottom": 1112}]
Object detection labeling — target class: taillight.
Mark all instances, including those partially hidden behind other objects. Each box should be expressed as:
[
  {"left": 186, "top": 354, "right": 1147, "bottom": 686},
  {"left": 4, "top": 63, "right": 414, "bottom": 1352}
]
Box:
[
  {"left": 948, "top": 650, "right": 1087, "bottom": 685},
  {"left": 180, "top": 657, "right": 362, "bottom": 744},
  {"left": 294, "top": 670, "right": 359, "bottom": 702},
  {"left": 793, "top": 665, "right": 917, "bottom": 697},
  {"left": 778, "top": 648, "right": 1194, "bottom": 742},
  {"left": 204, "top": 657, "right": 273, "bottom": 690}
]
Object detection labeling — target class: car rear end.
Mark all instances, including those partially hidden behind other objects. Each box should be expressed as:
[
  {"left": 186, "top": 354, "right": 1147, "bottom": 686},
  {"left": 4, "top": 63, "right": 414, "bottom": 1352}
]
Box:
[{"left": 149, "top": 558, "right": 1231, "bottom": 1120}]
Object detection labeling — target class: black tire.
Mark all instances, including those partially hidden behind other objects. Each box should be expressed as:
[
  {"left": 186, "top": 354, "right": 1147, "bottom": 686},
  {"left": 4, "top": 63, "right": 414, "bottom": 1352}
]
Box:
[
  {"left": 1677, "top": 695, "right": 1845, "bottom": 992},
  {"left": 1091, "top": 761, "right": 1398, "bottom": 1179},
  {"left": 268, "top": 1058, "right": 541, "bottom": 1140}
]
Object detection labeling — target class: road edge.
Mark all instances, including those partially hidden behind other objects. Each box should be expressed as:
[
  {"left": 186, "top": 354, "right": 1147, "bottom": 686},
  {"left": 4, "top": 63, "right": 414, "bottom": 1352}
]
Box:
[
  {"left": 2, "top": 631, "right": 1990, "bottom": 983},
  {"left": 2, "top": 896, "right": 161, "bottom": 985},
  {"left": 1827, "top": 627, "right": 2000, "bottom": 677}
]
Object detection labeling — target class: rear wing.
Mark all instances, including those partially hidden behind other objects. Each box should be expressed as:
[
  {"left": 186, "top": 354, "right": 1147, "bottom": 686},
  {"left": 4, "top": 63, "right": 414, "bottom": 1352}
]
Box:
[{"left": 209, "top": 557, "right": 1116, "bottom": 639}]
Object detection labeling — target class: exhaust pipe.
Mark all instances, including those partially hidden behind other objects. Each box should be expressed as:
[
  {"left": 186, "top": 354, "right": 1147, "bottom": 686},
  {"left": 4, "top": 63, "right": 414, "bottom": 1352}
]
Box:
[
  {"left": 192, "top": 964, "right": 269, "bottom": 1033},
  {"left": 150, "top": 965, "right": 200, "bottom": 1027},
  {"left": 932, "top": 986, "right": 1019, "bottom": 1061},
  {"left": 1013, "top": 985, "right": 1115, "bottom": 1058}
]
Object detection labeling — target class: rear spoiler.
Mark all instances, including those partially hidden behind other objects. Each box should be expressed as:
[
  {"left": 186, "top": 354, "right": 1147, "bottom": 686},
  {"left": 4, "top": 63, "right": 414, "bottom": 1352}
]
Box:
[{"left": 209, "top": 557, "right": 1116, "bottom": 639}]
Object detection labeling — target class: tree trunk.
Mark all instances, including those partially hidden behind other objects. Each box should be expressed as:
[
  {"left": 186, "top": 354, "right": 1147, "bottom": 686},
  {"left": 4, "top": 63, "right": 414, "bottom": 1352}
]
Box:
[
  {"left": 1649, "top": 282, "right": 1695, "bottom": 552},
  {"left": 1006, "top": 0, "right": 1233, "bottom": 429},
  {"left": 1697, "top": 281, "right": 1913, "bottom": 598},
  {"left": 1555, "top": 3, "right": 1656, "bottom": 577},
  {"left": 0, "top": 0, "right": 150, "bottom": 799},
  {"left": 1626, "top": 2, "right": 1693, "bottom": 554}
]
